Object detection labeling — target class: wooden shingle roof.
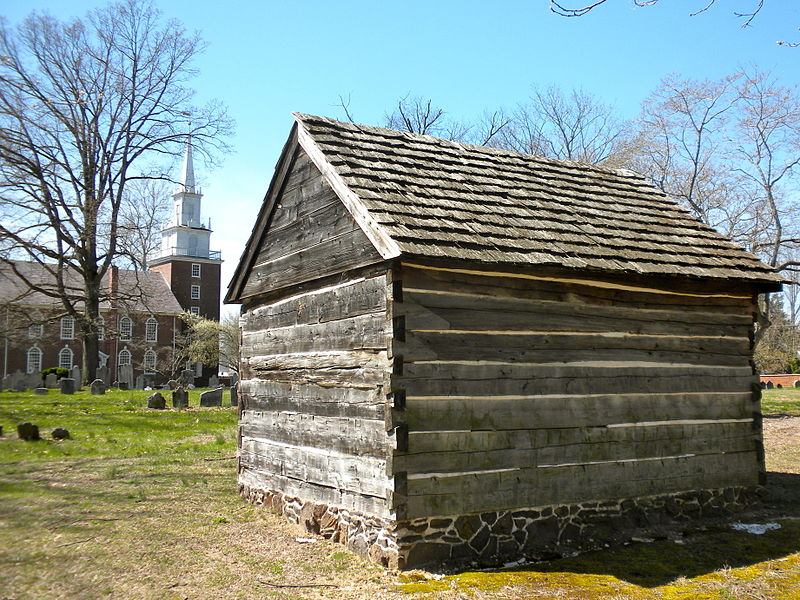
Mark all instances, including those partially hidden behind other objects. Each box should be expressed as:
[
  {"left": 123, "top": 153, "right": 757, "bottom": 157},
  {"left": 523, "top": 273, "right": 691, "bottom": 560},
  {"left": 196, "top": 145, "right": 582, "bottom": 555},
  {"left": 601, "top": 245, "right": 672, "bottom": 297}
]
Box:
[
  {"left": 295, "top": 114, "right": 781, "bottom": 284},
  {"left": 227, "top": 114, "right": 782, "bottom": 302}
]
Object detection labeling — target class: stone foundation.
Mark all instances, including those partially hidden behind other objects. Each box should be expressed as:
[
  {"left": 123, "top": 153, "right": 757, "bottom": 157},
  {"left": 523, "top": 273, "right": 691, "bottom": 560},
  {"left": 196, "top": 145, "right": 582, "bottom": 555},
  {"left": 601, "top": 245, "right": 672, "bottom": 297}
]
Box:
[{"left": 239, "top": 483, "right": 764, "bottom": 570}]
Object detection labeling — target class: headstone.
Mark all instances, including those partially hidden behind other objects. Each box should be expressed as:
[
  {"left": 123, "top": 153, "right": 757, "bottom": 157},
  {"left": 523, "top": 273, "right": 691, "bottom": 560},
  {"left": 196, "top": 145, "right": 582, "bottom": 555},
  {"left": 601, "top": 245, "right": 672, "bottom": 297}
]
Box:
[
  {"left": 208, "top": 375, "right": 219, "bottom": 388},
  {"left": 135, "top": 374, "right": 145, "bottom": 390},
  {"left": 96, "top": 365, "right": 110, "bottom": 386},
  {"left": 172, "top": 388, "right": 189, "bottom": 409},
  {"left": 230, "top": 372, "right": 239, "bottom": 387},
  {"left": 14, "top": 379, "right": 28, "bottom": 392},
  {"left": 147, "top": 392, "right": 166, "bottom": 409},
  {"left": 27, "top": 373, "right": 41, "bottom": 389},
  {"left": 70, "top": 366, "right": 81, "bottom": 388},
  {"left": 1, "top": 375, "right": 10, "bottom": 390},
  {"left": 167, "top": 379, "right": 179, "bottom": 390},
  {"left": 199, "top": 387, "right": 222, "bottom": 407},
  {"left": 90, "top": 379, "right": 106, "bottom": 395},
  {"left": 230, "top": 384, "right": 238, "bottom": 407},
  {"left": 34, "top": 388, "right": 48, "bottom": 396},
  {"left": 10, "top": 370, "right": 24, "bottom": 390},
  {"left": 17, "top": 422, "right": 40, "bottom": 441},
  {"left": 180, "top": 369, "right": 195, "bottom": 388},
  {"left": 60, "top": 378, "right": 76, "bottom": 395},
  {"left": 45, "top": 372, "right": 58, "bottom": 389},
  {"left": 119, "top": 364, "right": 133, "bottom": 387},
  {"left": 118, "top": 381, "right": 129, "bottom": 390},
  {"left": 51, "top": 427, "right": 70, "bottom": 440},
  {"left": 767, "top": 381, "right": 774, "bottom": 389}
]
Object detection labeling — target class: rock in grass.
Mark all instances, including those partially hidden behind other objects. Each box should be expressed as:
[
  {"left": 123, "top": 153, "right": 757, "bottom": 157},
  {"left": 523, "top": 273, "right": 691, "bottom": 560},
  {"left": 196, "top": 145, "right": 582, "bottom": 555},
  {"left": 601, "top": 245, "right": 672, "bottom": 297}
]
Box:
[
  {"left": 147, "top": 392, "right": 166, "bottom": 410},
  {"left": 17, "top": 422, "right": 40, "bottom": 441},
  {"left": 51, "top": 427, "right": 70, "bottom": 440},
  {"left": 199, "top": 387, "right": 222, "bottom": 407}
]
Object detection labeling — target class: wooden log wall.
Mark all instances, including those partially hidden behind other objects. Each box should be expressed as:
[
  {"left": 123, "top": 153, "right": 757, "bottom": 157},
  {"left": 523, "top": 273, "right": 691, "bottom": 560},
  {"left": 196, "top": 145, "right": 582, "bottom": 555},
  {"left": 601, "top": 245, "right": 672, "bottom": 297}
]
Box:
[
  {"left": 238, "top": 147, "right": 392, "bottom": 517},
  {"left": 386, "top": 262, "right": 763, "bottom": 520}
]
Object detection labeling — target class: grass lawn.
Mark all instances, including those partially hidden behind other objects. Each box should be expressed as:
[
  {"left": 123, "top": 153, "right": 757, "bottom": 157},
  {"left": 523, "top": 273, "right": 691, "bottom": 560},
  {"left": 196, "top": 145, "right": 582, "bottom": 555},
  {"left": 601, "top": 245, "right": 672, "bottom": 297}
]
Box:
[{"left": 1, "top": 387, "right": 799, "bottom": 599}]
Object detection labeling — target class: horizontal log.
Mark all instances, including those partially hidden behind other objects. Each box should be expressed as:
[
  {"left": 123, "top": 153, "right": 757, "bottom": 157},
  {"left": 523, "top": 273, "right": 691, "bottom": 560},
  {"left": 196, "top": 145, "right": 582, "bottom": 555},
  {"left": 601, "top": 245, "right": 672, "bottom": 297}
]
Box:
[
  {"left": 400, "top": 263, "right": 754, "bottom": 311},
  {"left": 242, "top": 312, "right": 389, "bottom": 356},
  {"left": 240, "top": 379, "right": 385, "bottom": 420},
  {"left": 243, "top": 350, "right": 389, "bottom": 387},
  {"left": 401, "top": 392, "right": 755, "bottom": 431},
  {"left": 243, "top": 228, "right": 382, "bottom": 297},
  {"left": 402, "top": 451, "right": 760, "bottom": 518},
  {"left": 399, "top": 289, "right": 753, "bottom": 338},
  {"left": 242, "top": 275, "right": 387, "bottom": 331},
  {"left": 240, "top": 412, "right": 388, "bottom": 458},
  {"left": 397, "top": 330, "right": 752, "bottom": 361},
  {"left": 240, "top": 437, "right": 388, "bottom": 498},
  {"left": 393, "top": 422, "right": 756, "bottom": 474},
  {"left": 239, "top": 466, "right": 390, "bottom": 518}
]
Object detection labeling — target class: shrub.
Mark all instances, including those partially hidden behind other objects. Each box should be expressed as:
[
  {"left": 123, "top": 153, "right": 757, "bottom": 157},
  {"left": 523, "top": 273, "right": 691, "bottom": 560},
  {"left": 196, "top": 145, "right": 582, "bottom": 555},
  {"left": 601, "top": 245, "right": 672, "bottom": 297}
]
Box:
[{"left": 40, "top": 367, "right": 70, "bottom": 380}]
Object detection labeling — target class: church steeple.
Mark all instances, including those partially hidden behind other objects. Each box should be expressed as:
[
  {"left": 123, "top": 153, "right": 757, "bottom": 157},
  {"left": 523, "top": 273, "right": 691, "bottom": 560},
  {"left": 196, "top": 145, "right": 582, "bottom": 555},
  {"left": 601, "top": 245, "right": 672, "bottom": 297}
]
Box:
[{"left": 179, "top": 140, "right": 196, "bottom": 194}]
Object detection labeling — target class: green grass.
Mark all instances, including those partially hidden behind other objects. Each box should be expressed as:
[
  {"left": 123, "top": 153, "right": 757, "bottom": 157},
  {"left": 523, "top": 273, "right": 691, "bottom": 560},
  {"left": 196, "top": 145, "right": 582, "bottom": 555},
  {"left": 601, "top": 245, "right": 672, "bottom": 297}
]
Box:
[{"left": 762, "top": 387, "right": 800, "bottom": 416}]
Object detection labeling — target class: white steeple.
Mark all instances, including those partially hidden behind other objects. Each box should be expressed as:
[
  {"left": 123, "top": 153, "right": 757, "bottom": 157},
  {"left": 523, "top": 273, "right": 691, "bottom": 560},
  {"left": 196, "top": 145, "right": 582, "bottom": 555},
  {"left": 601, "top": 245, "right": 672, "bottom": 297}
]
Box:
[{"left": 179, "top": 140, "right": 196, "bottom": 194}]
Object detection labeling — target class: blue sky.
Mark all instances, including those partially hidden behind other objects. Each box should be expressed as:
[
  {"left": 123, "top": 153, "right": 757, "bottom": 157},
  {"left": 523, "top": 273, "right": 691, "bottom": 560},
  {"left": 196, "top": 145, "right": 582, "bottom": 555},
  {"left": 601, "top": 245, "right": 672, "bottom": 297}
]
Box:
[{"left": 4, "top": 1, "right": 799, "bottom": 313}]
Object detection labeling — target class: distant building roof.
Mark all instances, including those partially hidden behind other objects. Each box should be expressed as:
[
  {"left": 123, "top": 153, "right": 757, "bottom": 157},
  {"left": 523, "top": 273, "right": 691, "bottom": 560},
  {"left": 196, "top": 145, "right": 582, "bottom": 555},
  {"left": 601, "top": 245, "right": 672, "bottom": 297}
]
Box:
[{"left": 0, "top": 260, "right": 183, "bottom": 315}]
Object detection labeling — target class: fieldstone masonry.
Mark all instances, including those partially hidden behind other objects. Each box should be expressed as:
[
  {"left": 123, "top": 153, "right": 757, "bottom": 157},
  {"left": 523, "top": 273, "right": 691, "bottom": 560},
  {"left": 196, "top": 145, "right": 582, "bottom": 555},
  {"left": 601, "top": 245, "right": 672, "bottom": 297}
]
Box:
[{"left": 239, "top": 484, "right": 764, "bottom": 569}]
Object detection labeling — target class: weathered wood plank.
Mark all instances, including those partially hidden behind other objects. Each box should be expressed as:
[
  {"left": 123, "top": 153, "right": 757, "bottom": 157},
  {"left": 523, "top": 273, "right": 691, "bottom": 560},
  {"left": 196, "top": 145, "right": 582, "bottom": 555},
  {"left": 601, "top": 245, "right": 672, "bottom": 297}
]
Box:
[
  {"left": 401, "top": 392, "right": 754, "bottom": 431},
  {"left": 239, "top": 467, "right": 390, "bottom": 518},
  {"left": 243, "top": 228, "right": 382, "bottom": 297},
  {"left": 241, "top": 275, "right": 387, "bottom": 331},
  {"left": 398, "top": 289, "right": 753, "bottom": 338},
  {"left": 393, "top": 422, "right": 756, "bottom": 474},
  {"left": 402, "top": 451, "right": 760, "bottom": 518},
  {"left": 400, "top": 263, "right": 755, "bottom": 311},
  {"left": 240, "top": 438, "right": 388, "bottom": 498},
  {"left": 242, "top": 350, "right": 389, "bottom": 388},
  {"left": 240, "top": 412, "right": 388, "bottom": 458},
  {"left": 240, "top": 380, "right": 385, "bottom": 420},
  {"left": 241, "top": 312, "right": 388, "bottom": 356}
]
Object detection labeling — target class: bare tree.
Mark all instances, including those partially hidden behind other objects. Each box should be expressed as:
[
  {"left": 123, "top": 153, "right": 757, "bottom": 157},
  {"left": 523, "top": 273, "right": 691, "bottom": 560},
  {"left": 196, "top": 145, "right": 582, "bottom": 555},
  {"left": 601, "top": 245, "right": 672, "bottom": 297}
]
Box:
[
  {"left": 385, "top": 96, "right": 447, "bottom": 136},
  {"left": 117, "top": 179, "right": 172, "bottom": 271},
  {"left": 499, "top": 85, "right": 631, "bottom": 165},
  {"left": 0, "top": 0, "right": 233, "bottom": 382},
  {"left": 550, "top": 0, "right": 797, "bottom": 46}
]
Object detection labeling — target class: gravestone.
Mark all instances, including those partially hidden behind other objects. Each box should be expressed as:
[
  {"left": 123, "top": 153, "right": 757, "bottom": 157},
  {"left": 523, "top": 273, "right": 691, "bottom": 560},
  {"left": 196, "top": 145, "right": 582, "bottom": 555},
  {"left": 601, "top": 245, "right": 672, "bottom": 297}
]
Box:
[
  {"left": 34, "top": 388, "right": 48, "bottom": 396},
  {"left": 147, "top": 392, "right": 166, "bottom": 410},
  {"left": 60, "top": 378, "right": 76, "bottom": 395},
  {"left": 51, "top": 427, "right": 70, "bottom": 440},
  {"left": 70, "top": 366, "right": 82, "bottom": 388},
  {"left": 166, "top": 379, "right": 179, "bottom": 390},
  {"left": 119, "top": 381, "right": 129, "bottom": 390},
  {"left": 230, "top": 383, "right": 238, "bottom": 407},
  {"left": 208, "top": 375, "right": 219, "bottom": 388},
  {"left": 172, "top": 388, "right": 189, "bottom": 409},
  {"left": 90, "top": 379, "right": 106, "bottom": 395},
  {"left": 199, "top": 387, "right": 222, "bottom": 407},
  {"left": 14, "top": 379, "right": 28, "bottom": 393},
  {"left": 1, "top": 375, "right": 10, "bottom": 390},
  {"left": 27, "top": 373, "right": 41, "bottom": 389},
  {"left": 17, "top": 422, "right": 40, "bottom": 441},
  {"left": 180, "top": 369, "right": 195, "bottom": 388},
  {"left": 96, "top": 366, "right": 110, "bottom": 386},
  {"left": 135, "top": 374, "right": 145, "bottom": 390},
  {"left": 767, "top": 381, "right": 774, "bottom": 389},
  {"left": 45, "top": 372, "right": 58, "bottom": 389},
  {"left": 230, "top": 372, "right": 239, "bottom": 387},
  {"left": 10, "top": 370, "right": 24, "bottom": 390},
  {"left": 119, "top": 364, "right": 133, "bottom": 387}
]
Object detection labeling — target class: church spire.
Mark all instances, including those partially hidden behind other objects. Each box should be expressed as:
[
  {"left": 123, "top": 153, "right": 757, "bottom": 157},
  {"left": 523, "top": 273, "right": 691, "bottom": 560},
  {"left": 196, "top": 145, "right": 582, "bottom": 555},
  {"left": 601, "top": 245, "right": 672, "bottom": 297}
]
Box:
[{"left": 179, "top": 139, "right": 196, "bottom": 193}]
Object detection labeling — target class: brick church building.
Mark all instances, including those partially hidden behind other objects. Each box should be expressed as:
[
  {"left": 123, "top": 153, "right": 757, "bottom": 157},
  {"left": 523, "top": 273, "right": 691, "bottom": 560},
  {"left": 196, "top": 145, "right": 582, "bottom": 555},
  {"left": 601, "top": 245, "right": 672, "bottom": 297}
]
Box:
[{"left": 1, "top": 143, "right": 222, "bottom": 384}]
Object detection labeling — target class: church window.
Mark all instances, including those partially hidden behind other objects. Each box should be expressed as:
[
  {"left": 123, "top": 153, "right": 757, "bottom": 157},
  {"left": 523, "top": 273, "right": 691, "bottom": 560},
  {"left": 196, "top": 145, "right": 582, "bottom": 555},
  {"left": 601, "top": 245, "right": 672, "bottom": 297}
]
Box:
[
  {"left": 191, "top": 264, "right": 201, "bottom": 278},
  {"left": 58, "top": 346, "right": 74, "bottom": 369},
  {"left": 145, "top": 317, "right": 158, "bottom": 343},
  {"left": 119, "top": 316, "right": 132, "bottom": 341},
  {"left": 60, "top": 316, "right": 75, "bottom": 340},
  {"left": 27, "top": 346, "right": 42, "bottom": 374},
  {"left": 143, "top": 349, "right": 157, "bottom": 373},
  {"left": 191, "top": 285, "right": 200, "bottom": 299}
]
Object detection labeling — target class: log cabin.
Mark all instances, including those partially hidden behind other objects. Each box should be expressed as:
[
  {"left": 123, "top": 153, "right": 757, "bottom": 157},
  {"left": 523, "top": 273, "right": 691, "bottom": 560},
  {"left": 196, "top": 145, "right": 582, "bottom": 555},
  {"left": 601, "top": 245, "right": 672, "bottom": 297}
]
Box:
[{"left": 225, "top": 114, "right": 782, "bottom": 569}]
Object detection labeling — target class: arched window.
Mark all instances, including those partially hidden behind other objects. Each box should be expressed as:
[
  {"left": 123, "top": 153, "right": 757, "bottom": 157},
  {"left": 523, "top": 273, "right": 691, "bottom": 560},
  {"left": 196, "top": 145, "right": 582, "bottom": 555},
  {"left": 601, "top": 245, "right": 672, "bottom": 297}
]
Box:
[
  {"left": 145, "top": 317, "right": 158, "bottom": 343},
  {"left": 119, "top": 316, "right": 132, "bottom": 341},
  {"left": 27, "top": 346, "right": 43, "bottom": 374},
  {"left": 97, "top": 316, "right": 105, "bottom": 341},
  {"left": 28, "top": 323, "right": 43, "bottom": 338},
  {"left": 58, "top": 347, "right": 73, "bottom": 369},
  {"left": 118, "top": 348, "right": 131, "bottom": 366},
  {"left": 60, "top": 316, "right": 75, "bottom": 340},
  {"left": 143, "top": 349, "right": 157, "bottom": 373}
]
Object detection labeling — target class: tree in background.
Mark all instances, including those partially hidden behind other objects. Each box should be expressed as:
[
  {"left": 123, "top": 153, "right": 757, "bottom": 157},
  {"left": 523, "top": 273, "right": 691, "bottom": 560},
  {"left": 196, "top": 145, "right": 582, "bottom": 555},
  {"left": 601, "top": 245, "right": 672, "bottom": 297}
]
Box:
[
  {"left": 0, "top": 0, "right": 233, "bottom": 382},
  {"left": 117, "top": 179, "right": 172, "bottom": 271},
  {"left": 175, "top": 311, "right": 240, "bottom": 377}
]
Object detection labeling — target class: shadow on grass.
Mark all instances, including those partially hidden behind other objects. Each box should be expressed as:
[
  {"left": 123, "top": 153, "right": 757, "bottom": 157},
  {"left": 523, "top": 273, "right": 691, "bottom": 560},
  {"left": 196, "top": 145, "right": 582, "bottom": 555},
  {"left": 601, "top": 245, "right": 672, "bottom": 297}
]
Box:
[{"left": 510, "top": 471, "right": 800, "bottom": 588}]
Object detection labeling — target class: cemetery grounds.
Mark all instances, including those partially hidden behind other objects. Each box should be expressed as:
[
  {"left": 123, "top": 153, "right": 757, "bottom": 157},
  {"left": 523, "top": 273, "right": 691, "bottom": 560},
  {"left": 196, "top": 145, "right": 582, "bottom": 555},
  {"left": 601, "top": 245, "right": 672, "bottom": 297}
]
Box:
[{"left": 0, "top": 387, "right": 798, "bottom": 600}]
